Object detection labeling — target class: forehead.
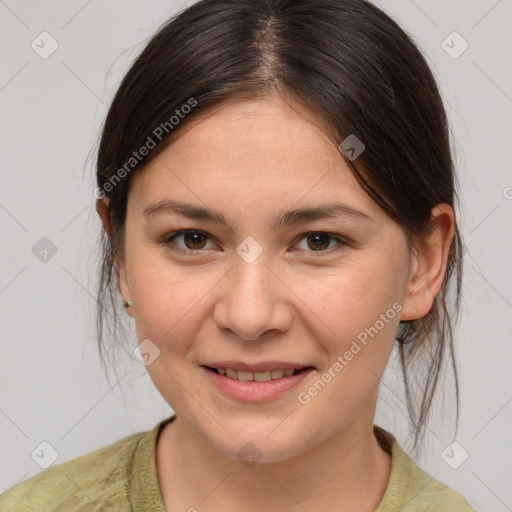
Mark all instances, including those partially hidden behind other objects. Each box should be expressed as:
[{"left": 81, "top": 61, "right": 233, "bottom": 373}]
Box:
[{"left": 128, "top": 95, "right": 382, "bottom": 221}]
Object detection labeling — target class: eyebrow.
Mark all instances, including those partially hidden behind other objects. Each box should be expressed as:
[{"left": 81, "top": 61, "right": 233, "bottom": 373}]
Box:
[{"left": 142, "top": 199, "right": 374, "bottom": 230}]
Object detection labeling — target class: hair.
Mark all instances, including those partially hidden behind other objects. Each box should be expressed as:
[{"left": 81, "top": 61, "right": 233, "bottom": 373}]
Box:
[{"left": 94, "top": 0, "right": 463, "bottom": 455}]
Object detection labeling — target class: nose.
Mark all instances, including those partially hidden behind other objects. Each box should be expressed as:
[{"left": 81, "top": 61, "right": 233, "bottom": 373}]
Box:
[{"left": 213, "top": 253, "right": 293, "bottom": 341}]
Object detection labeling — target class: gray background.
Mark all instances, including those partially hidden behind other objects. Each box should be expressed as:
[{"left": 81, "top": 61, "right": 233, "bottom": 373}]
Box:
[{"left": 0, "top": 1, "right": 510, "bottom": 510}]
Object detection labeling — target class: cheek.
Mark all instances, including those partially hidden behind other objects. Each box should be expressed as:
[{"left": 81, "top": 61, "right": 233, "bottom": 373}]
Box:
[
  {"left": 294, "top": 257, "right": 404, "bottom": 345},
  {"left": 290, "top": 267, "right": 403, "bottom": 419},
  {"left": 128, "top": 247, "right": 221, "bottom": 345},
  {"left": 127, "top": 252, "right": 220, "bottom": 404}
]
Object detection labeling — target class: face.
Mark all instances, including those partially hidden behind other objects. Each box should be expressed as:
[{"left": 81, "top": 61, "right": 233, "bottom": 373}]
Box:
[{"left": 114, "top": 94, "right": 416, "bottom": 463}]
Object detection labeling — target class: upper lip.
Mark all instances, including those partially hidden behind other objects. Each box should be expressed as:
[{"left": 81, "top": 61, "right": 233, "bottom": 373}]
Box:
[{"left": 201, "top": 361, "right": 314, "bottom": 372}]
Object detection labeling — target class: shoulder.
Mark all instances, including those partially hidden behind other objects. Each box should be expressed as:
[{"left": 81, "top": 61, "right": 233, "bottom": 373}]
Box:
[
  {"left": 374, "top": 425, "right": 474, "bottom": 512},
  {"left": 0, "top": 429, "right": 147, "bottom": 511},
  {"left": 400, "top": 459, "right": 474, "bottom": 511}
]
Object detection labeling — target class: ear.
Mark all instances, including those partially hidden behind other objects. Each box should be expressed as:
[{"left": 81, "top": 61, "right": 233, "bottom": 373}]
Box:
[
  {"left": 95, "top": 198, "right": 112, "bottom": 238},
  {"left": 95, "top": 198, "right": 133, "bottom": 317},
  {"left": 400, "top": 203, "right": 455, "bottom": 321}
]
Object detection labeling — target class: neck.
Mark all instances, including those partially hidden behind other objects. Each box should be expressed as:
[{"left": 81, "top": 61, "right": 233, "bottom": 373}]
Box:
[{"left": 156, "top": 403, "right": 391, "bottom": 512}]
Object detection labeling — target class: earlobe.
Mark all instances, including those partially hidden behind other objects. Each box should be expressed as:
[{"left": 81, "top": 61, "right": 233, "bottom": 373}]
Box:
[
  {"left": 118, "top": 263, "right": 134, "bottom": 318},
  {"left": 116, "top": 236, "right": 132, "bottom": 317},
  {"left": 400, "top": 268, "right": 437, "bottom": 321},
  {"left": 400, "top": 204, "right": 455, "bottom": 322}
]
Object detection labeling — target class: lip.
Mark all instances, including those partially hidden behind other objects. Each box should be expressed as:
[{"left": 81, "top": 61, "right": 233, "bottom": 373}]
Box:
[
  {"left": 200, "top": 365, "right": 314, "bottom": 403},
  {"left": 200, "top": 361, "right": 313, "bottom": 372}
]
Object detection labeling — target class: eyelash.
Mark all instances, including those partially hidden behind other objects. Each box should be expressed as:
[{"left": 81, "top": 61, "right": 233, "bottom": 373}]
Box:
[{"left": 159, "top": 229, "right": 349, "bottom": 255}]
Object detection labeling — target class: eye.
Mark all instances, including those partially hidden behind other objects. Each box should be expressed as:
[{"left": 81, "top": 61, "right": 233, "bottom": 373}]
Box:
[
  {"left": 160, "top": 230, "right": 347, "bottom": 255},
  {"left": 162, "top": 230, "right": 217, "bottom": 253},
  {"left": 294, "top": 232, "right": 346, "bottom": 253}
]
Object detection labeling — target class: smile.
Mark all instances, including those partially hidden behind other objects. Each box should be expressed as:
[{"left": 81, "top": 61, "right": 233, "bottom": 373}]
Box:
[
  {"left": 207, "top": 366, "right": 308, "bottom": 381},
  {"left": 201, "top": 365, "right": 314, "bottom": 403}
]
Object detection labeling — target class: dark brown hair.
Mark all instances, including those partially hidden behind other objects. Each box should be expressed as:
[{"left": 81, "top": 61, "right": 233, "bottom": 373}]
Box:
[{"left": 94, "top": 0, "right": 463, "bottom": 455}]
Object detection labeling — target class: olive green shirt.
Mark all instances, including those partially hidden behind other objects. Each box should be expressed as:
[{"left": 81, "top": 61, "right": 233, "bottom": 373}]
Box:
[{"left": 0, "top": 414, "right": 473, "bottom": 511}]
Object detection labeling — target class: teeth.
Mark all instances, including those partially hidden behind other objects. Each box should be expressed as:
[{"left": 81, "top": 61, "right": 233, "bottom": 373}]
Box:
[
  {"left": 226, "top": 368, "right": 238, "bottom": 379},
  {"left": 217, "top": 367, "right": 298, "bottom": 381}
]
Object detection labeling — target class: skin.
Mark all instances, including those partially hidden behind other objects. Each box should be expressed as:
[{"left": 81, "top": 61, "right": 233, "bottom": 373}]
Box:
[{"left": 96, "top": 93, "right": 455, "bottom": 512}]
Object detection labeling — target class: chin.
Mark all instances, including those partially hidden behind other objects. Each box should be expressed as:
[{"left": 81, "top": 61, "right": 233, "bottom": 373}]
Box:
[{"left": 210, "top": 426, "right": 304, "bottom": 466}]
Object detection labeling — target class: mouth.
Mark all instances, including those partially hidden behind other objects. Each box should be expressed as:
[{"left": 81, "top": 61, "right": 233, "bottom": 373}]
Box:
[
  {"left": 202, "top": 365, "right": 314, "bottom": 381},
  {"left": 201, "top": 364, "right": 315, "bottom": 403}
]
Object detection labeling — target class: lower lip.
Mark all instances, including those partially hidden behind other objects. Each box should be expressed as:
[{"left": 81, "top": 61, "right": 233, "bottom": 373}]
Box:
[{"left": 201, "top": 366, "right": 314, "bottom": 403}]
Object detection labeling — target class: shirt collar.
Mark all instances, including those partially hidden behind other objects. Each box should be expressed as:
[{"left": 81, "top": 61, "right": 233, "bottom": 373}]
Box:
[
  {"left": 129, "top": 413, "right": 177, "bottom": 511},
  {"left": 129, "top": 415, "right": 411, "bottom": 511}
]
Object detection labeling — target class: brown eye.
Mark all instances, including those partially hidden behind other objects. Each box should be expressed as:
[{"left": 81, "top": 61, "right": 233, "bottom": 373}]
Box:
[
  {"left": 306, "top": 233, "right": 332, "bottom": 251},
  {"left": 182, "top": 232, "right": 208, "bottom": 250},
  {"left": 292, "top": 232, "right": 347, "bottom": 254},
  {"left": 164, "top": 230, "right": 215, "bottom": 253}
]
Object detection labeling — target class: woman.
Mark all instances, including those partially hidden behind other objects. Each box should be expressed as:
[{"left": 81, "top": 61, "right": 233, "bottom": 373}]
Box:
[{"left": 0, "top": 0, "right": 473, "bottom": 510}]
